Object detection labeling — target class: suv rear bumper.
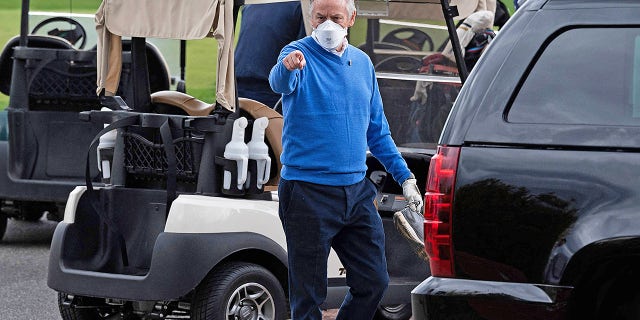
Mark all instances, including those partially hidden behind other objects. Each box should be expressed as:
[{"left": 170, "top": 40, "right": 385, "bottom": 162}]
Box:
[{"left": 411, "top": 277, "right": 573, "bottom": 320}]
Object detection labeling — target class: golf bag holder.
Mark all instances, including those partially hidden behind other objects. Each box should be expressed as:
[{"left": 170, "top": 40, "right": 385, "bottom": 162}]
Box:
[
  {"left": 215, "top": 156, "right": 244, "bottom": 195},
  {"left": 245, "top": 159, "right": 266, "bottom": 194}
]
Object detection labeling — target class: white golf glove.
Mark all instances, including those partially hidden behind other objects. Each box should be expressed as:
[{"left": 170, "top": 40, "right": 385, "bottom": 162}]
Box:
[{"left": 402, "top": 174, "right": 423, "bottom": 213}]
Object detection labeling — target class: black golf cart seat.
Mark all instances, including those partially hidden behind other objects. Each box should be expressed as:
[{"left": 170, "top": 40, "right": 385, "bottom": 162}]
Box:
[{"left": 0, "top": 35, "right": 74, "bottom": 96}]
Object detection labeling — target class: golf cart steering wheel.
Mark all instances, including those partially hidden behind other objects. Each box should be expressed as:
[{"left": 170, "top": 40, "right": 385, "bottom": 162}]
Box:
[
  {"left": 382, "top": 28, "right": 434, "bottom": 52},
  {"left": 31, "top": 17, "right": 87, "bottom": 49}
]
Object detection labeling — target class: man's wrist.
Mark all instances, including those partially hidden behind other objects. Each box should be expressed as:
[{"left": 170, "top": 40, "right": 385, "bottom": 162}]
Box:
[{"left": 402, "top": 173, "right": 416, "bottom": 185}]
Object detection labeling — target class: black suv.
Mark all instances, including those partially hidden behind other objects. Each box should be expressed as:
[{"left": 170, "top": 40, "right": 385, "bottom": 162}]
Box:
[{"left": 412, "top": 0, "right": 640, "bottom": 319}]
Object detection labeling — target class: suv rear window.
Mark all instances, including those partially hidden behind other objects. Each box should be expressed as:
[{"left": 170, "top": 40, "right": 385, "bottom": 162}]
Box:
[{"left": 508, "top": 28, "right": 640, "bottom": 126}]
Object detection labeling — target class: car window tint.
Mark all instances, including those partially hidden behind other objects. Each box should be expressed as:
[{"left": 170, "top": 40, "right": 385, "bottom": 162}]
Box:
[{"left": 508, "top": 28, "right": 640, "bottom": 126}]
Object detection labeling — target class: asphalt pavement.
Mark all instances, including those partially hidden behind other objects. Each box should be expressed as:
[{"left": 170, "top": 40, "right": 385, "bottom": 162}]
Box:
[
  {"left": 0, "top": 216, "right": 342, "bottom": 320},
  {"left": 0, "top": 216, "right": 59, "bottom": 320}
]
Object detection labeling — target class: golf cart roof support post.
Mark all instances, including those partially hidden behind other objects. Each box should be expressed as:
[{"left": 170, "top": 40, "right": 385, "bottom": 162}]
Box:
[
  {"left": 131, "top": 37, "right": 152, "bottom": 112},
  {"left": 440, "top": 0, "right": 468, "bottom": 84},
  {"left": 20, "top": 0, "right": 29, "bottom": 46},
  {"left": 363, "top": 19, "right": 380, "bottom": 58},
  {"left": 232, "top": 1, "right": 243, "bottom": 115},
  {"left": 180, "top": 40, "right": 186, "bottom": 82}
]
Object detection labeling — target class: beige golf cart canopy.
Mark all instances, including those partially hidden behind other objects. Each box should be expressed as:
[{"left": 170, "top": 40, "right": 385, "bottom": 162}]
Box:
[
  {"left": 96, "top": 0, "right": 236, "bottom": 110},
  {"left": 95, "top": 0, "right": 491, "bottom": 112}
]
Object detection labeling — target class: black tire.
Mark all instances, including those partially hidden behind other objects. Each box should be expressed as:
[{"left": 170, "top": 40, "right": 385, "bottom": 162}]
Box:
[
  {"left": 191, "top": 262, "right": 287, "bottom": 320},
  {"left": 596, "top": 271, "right": 640, "bottom": 320},
  {"left": 0, "top": 213, "right": 7, "bottom": 241},
  {"left": 57, "top": 292, "right": 119, "bottom": 320},
  {"left": 611, "top": 292, "right": 640, "bottom": 320},
  {"left": 374, "top": 304, "right": 412, "bottom": 320}
]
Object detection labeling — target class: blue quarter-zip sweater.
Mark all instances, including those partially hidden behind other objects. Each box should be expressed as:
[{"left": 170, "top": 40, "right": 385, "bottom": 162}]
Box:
[{"left": 269, "top": 37, "right": 411, "bottom": 186}]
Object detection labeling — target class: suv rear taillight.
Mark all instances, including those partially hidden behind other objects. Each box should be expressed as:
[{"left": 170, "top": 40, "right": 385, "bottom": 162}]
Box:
[{"left": 424, "top": 146, "right": 460, "bottom": 277}]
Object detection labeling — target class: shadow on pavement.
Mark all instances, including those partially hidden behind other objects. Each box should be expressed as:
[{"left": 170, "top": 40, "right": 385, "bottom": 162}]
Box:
[{"left": 1, "top": 215, "right": 57, "bottom": 246}]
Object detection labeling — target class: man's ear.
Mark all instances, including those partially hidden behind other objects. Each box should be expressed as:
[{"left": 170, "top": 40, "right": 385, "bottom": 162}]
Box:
[{"left": 347, "top": 10, "right": 356, "bottom": 27}]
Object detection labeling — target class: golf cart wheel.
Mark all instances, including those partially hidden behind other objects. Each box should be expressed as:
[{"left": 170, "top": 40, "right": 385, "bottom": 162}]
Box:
[
  {"left": 374, "top": 304, "right": 412, "bottom": 320},
  {"left": 57, "top": 292, "right": 119, "bottom": 320},
  {"left": 0, "top": 213, "right": 7, "bottom": 241},
  {"left": 191, "top": 262, "right": 287, "bottom": 320}
]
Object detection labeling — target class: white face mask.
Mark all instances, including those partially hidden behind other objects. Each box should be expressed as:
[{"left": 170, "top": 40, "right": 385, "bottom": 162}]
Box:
[{"left": 313, "top": 20, "right": 348, "bottom": 50}]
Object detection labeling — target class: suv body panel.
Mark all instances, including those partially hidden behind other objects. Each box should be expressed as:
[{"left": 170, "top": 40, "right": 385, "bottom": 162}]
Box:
[
  {"left": 412, "top": 277, "right": 572, "bottom": 320},
  {"left": 452, "top": 6, "right": 640, "bottom": 147},
  {"left": 413, "top": 1, "right": 640, "bottom": 319},
  {"left": 454, "top": 147, "right": 640, "bottom": 284}
]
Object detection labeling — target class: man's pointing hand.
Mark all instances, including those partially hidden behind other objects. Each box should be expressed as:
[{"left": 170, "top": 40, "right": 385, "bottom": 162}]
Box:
[{"left": 283, "top": 50, "right": 306, "bottom": 71}]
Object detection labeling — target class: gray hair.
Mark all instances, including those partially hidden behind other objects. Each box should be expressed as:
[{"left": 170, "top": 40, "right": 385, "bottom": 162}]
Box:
[{"left": 309, "top": 0, "right": 356, "bottom": 18}]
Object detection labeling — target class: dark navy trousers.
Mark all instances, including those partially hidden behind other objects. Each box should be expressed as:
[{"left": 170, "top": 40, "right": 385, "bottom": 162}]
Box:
[{"left": 278, "top": 178, "right": 389, "bottom": 320}]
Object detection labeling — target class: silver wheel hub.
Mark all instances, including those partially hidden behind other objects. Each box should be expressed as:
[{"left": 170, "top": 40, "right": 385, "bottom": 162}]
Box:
[{"left": 226, "top": 282, "right": 275, "bottom": 320}]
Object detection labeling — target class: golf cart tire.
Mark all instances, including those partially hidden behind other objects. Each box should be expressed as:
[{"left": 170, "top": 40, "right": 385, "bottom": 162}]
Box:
[
  {"left": 375, "top": 303, "right": 412, "bottom": 320},
  {"left": 191, "top": 261, "right": 288, "bottom": 320}
]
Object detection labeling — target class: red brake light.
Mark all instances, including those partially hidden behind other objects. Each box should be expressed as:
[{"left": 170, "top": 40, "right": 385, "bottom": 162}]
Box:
[{"left": 424, "top": 146, "right": 460, "bottom": 277}]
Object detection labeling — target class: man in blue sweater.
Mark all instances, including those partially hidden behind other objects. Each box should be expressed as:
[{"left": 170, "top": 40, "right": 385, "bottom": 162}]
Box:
[{"left": 269, "top": 0, "right": 423, "bottom": 318}]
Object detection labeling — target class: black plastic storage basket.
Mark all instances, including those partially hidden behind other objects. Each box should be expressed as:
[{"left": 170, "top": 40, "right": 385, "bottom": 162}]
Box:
[
  {"left": 20, "top": 47, "right": 144, "bottom": 112},
  {"left": 121, "top": 126, "right": 204, "bottom": 191},
  {"left": 24, "top": 49, "right": 99, "bottom": 111}
]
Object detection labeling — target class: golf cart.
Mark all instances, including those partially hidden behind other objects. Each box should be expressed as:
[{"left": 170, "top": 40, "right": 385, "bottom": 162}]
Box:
[
  {"left": 0, "top": 2, "right": 185, "bottom": 238},
  {"left": 46, "top": 0, "right": 494, "bottom": 319}
]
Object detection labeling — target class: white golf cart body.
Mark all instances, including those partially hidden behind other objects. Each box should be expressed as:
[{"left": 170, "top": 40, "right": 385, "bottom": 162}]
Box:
[{"left": 47, "top": 0, "right": 489, "bottom": 318}]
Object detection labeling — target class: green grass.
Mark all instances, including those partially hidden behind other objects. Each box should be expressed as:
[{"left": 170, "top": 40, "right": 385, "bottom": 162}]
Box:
[{"left": 505, "top": 1, "right": 515, "bottom": 14}]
